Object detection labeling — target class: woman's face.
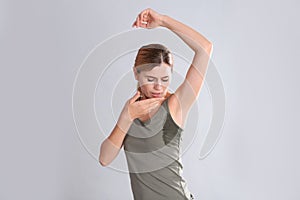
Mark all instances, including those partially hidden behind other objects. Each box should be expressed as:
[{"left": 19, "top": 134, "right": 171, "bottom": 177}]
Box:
[{"left": 134, "top": 63, "right": 172, "bottom": 98}]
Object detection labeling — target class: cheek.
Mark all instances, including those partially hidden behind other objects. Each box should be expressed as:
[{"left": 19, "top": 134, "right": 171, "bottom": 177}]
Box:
[
  {"left": 140, "top": 83, "right": 152, "bottom": 91},
  {"left": 160, "top": 80, "right": 170, "bottom": 88}
]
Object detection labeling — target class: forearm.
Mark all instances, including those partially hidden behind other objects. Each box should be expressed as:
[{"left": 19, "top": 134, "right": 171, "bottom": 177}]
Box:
[
  {"left": 99, "top": 104, "right": 133, "bottom": 166},
  {"left": 160, "top": 15, "right": 212, "bottom": 54},
  {"left": 99, "top": 125, "right": 127, "bottom": 167}
]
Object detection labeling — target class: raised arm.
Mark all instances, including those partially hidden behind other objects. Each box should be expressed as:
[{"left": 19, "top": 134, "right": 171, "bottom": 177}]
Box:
[
  {"left": 133, "top": 8, "right": 213, "bottom": 125},
  {"left": 162, "top": 14, "right": 213, "bottom": 108}
]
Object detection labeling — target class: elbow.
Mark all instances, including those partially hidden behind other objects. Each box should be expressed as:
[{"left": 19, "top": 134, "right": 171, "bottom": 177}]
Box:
[
  {"left": 98, "top": 138, "right": 121, "bottom": 167},
  {"left": 99, "top": 140, "right": 110, "bottom": 167},
  {"left": 99, "top": 156, "right": 110, "bottom": 167},
  {"left": 195, "top": 42, "right": 213, "bottom": 56},
  {"left": 99, "top": 159, "right": 108, "bottom": 167},
  {"left": 99, "top": 149, "right": 112, "bottom": 167}
]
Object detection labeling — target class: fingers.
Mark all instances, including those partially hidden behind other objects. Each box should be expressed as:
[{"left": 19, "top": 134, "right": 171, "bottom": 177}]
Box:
[
  {"left": 131, "top": 20, "right": 136, "bottom": 28},
  {"left": 132, "top": 96, "right": 166, "bottom": 117},
  {"left": 148, "top": 99, "right": 163, "bottom": 108},
  {"left": 145, "top": 97, "right": 165, "bottom": 103},
  {"left": 129, "top": 90, "right": 140, "bottom": 104},
  {"left": 137, "top": 15, "right": 141, "bottom": 27},
  {"left": 138, "top": 13, "right": 147, "bottom": 28},
  {"left": 140, "top": 97, "right": 165, "bottom": 108},
  {"left": 139, "top": 11, "right": 149, "bottom": 28},
  {"left": 141, "top": 11, "right": 149, "bottom": 23},
  {"left": 132, "top": 9, "right": 150, "bottom": 28},
  {"left": 145, "top": 98, "right": 165, "bottom": 112}
]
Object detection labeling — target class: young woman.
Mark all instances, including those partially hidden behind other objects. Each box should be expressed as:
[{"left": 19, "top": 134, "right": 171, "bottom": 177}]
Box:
[{"left": 99, "top": 8, "right": 213, "bottom": 200}]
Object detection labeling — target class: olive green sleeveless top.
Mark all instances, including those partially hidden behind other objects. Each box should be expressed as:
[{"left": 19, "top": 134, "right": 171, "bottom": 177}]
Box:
[{"left": 123, "top": 94, "right": 194, "bottom": 200}]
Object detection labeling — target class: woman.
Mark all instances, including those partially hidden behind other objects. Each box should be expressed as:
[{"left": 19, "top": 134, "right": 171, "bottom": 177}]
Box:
[{"left": 99, "top": 8, "right": 213, "bottom": 200}]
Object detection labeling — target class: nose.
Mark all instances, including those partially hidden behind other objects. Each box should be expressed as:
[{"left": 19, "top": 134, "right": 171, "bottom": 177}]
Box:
[{"left": 154, "top": 80, "right": 162, "bottom": 90}]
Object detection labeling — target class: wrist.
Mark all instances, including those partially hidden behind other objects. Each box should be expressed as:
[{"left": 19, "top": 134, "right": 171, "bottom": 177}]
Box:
[
  {"left": 117, "top": 112, "right": 133, "bottom": 134},
  {"left": 116, "top": 103, "right": 134, "bottom": 134},
  {"left": 159, "top": 14, "right": 167, "bottom": 27},
  {"left": 121, "top": 106, "right": 134, "bottom": 123}
]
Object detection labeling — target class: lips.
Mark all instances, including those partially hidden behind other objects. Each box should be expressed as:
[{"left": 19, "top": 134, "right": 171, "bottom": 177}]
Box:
[{"left": 152, "top": 93, "right": 161, "bottom": 97}]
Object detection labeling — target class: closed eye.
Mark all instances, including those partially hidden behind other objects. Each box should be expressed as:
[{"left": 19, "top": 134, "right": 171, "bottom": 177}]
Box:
[{"left": 146, "top": 76, "right": 169, "bottom": 83}]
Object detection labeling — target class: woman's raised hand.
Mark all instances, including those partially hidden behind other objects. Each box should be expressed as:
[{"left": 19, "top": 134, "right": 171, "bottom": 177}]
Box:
[{"left": 132, "top": 8, "right": 163, "bottom": 29}]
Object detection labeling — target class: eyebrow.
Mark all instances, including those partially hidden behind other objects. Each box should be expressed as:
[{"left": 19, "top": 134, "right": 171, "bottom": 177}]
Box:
[{"left": 145, "top": 75, "right": 169, "bottom": 78}]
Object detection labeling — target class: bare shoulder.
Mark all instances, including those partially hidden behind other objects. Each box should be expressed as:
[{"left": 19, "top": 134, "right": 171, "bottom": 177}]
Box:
[{"left": 167, "top": 93, "right": 187, "bottom": 129}]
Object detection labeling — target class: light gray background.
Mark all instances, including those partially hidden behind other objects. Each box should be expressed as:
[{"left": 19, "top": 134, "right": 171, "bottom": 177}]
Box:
[{"left": 0, "top": 0, "right": 299, "bottom": 200}]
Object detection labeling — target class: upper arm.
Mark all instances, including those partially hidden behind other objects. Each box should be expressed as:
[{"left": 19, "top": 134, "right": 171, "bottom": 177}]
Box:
[{"left": 173, "top": 45, "right": 213, "bottom": 116}]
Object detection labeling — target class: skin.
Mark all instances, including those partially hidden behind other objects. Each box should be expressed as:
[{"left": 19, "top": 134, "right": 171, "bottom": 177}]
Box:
[
  {"left": 99, "top": 8, "right": 213, "bottom": 166},
  {"left": 133, "top": 63, "right": 173, "bottom": 122},
  {"left": 134, "top": 63, "right": 172, "bottom": 99}
]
